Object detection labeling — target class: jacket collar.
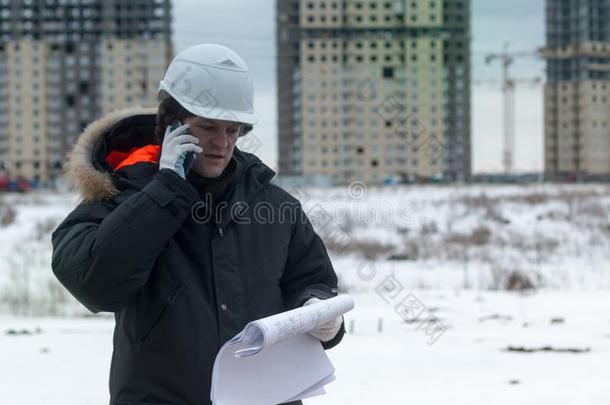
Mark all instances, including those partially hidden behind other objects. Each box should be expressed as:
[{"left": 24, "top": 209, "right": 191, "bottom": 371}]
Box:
[{"left": 216, "top": 147, "right": 275, "bottom": 227}]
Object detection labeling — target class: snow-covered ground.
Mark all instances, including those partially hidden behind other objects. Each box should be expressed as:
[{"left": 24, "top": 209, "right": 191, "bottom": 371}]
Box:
[
  {"left": 1, "top": 184, "right": 610, "bottom": 403},
  {"left": 2, "top": 289, "right": 609, "bottom": 404}
]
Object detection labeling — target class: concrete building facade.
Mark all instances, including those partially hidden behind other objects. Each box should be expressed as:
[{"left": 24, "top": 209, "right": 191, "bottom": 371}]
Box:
[
  {"left": 0, "top": 0, "right": 172, "bottom": 185},
  {"left": 277, "top": 0, "right": 471, "bottom": 184},
  {"left": 543, "top": 0, "right": 610, "bottom": 181}
]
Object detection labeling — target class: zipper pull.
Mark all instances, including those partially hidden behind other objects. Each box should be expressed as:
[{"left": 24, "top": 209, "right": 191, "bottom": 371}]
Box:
[{"left": 218, "top": 226, "right": 224, "bottom": 238}]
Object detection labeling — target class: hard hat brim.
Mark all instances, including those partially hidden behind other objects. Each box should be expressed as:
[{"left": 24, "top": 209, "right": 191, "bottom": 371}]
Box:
[
  {"left": 158, "top": 83, "right": 257, "bottom": 126},
  {"left": 177, "top": 100, "right": 258, "bottom": 126}
]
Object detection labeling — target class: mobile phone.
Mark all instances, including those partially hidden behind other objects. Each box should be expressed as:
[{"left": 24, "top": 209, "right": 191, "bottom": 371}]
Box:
[{"left": 169, "top": 120, "right": 197, "bottom": 175}]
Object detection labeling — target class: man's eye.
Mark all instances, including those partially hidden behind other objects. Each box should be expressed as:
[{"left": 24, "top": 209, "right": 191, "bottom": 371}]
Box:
[{"left": 200, "top": 126, "right": 215, "bottom": 131}]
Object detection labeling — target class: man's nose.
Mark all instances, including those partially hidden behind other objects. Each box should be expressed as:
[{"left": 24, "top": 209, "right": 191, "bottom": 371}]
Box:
[{"left": 210, "top": 129, "right": 231, "bottom": 148}]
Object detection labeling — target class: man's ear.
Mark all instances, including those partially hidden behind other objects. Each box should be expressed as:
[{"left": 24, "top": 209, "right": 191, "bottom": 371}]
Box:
[{"left": 240, "top": 124, "right": 253, "bottom": 137}]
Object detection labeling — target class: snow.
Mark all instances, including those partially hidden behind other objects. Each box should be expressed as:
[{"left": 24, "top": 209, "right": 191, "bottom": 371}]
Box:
[
  {"left": 1, "top": 184, "right": 610, "bottom": 403},
  {"left": 316, "top": 290, "right": 610, "bottom": 405},
  {"left": 0, "top": 315, "right": 113, "bottom": 403},
  {"left": 2, "top": 290, "right": 609, "bottom": 404}
]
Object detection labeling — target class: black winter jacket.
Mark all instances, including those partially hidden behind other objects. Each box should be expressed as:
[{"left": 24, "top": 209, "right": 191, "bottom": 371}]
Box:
[{"left": 51, "top": 108, "right": 345, "bottom": 405}]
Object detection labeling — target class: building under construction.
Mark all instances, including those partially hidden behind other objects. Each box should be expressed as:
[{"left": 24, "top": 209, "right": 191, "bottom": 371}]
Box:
[
  {"left": 0, "top": 0, "right": 172, "bottom": 186},
  {"left": 543, "top": 0, "right": 610, "bottom": 181},
  {"left": 277, "top": 0, "right": 471, "bottom": 184}
]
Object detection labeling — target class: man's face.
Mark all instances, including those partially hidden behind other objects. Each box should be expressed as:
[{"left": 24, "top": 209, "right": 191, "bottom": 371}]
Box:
[{"left": 183, "top": 116, "right": 242, "bottom": 178}]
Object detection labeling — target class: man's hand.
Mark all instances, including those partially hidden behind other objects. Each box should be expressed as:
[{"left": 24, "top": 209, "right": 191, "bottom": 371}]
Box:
[
  {"left": 159, "top": 123, "right": 202, "bottom": 179},
  {"left": 303, "top": 297, "right": 343, "bottom": 342}
]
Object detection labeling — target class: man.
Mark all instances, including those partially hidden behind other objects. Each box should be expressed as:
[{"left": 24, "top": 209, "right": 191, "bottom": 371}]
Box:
[{"left": 51, "top": 44, "right": 345, "bottom": 405}]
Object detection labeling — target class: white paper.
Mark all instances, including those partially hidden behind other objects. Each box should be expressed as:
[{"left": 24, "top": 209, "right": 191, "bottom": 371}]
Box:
[{"left": 211, "top": 294, "right": 355, "bottom": 405}]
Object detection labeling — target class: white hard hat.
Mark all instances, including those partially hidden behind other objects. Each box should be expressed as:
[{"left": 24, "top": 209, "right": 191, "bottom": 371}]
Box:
[{"left": 158, "top": 43, "right": 256, "bottom": 125}]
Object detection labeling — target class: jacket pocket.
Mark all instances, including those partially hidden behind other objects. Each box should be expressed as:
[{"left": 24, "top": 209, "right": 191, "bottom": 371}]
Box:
[{"left": 135, "top": 284, "right": 184, "bottom": 352}]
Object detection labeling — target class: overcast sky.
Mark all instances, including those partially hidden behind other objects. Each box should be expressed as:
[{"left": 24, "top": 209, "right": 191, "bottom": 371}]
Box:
[{"left": 172, "top": 0, "right": 546, "bottom": 173}]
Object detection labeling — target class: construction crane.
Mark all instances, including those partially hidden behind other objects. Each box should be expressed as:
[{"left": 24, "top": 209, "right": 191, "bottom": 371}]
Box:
[{"left": 485, "top": 43, "right": 541, "bottom": 175}]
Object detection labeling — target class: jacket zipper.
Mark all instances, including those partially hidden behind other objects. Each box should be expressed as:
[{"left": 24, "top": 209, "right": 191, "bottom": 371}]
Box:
[{"left": 136, "top": 285, "right": 184, "bottom": 351}]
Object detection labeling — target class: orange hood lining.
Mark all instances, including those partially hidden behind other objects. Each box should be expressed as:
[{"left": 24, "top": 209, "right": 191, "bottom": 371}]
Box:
[{"left": 105, "top": 144, "right": 160, "bottom": 171}]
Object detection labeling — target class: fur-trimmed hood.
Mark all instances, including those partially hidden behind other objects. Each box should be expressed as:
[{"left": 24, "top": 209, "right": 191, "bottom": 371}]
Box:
[
  {"left": 64, "top": 106, "right": 158, "bottom": 202},
  {"left": 64, "top": 106, "right": 275, "bottom": 205}
]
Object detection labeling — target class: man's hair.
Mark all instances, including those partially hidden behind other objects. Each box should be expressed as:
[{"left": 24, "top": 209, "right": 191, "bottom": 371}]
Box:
[
  {"left": 155, "top": 95, "right": 253, "bottom": 143},
  {"left": 154, "top": 95, "right": 196, "bottom": 143}
]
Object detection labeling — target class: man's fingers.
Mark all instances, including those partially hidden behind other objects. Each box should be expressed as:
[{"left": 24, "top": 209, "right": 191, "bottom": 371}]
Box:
[
  {"left": 173, "top": 123, "right": 191, "bottom": 134},
  {"left": 165, "top": 123, "right": 191, "bottom": 140},
  {"left": 171, "top": 134, "right": 199, "bottom": 145},
  {"left": 303, "top": 297, "right": 322, "bottom": 306},
  {"left": 307, "top": 329, "right": 335, "bottom": 342},
  {"left": 313, "top": 316, "right": 342, "bottom": 333},
  {"left": 179, "top": 143, "right": 203, "bottom": 154}
]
